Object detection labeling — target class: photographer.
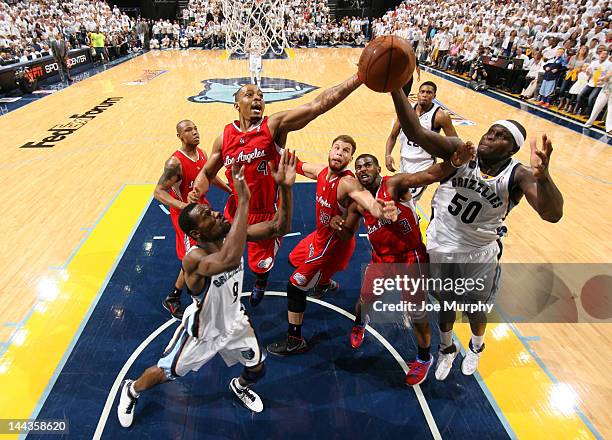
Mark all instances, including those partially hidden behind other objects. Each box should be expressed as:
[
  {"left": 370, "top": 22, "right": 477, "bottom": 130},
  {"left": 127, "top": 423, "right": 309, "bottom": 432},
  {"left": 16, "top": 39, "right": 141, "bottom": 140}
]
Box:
[{"left": 468, "top": 47, "right": 489, "bottom": 89}]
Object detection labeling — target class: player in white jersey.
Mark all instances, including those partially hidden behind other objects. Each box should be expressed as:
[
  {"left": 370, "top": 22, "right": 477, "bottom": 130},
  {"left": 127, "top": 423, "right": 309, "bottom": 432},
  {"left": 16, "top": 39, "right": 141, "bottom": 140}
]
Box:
[
  {"left": 385, "top": 81, "right": 457, "bottom": 200},
  {"left": 117, "top": 151, "right": 296, "bottom": 426},
  {"left": 245, "top": 28, "right": 265, "bottom": 85},
  {"left": 390, "top": 88, "right": 563, "bottom": 380}
]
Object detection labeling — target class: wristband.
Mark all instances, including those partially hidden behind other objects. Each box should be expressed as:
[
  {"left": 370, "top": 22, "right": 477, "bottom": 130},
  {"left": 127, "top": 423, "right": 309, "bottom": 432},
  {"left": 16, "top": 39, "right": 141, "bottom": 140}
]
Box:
[{"left": 296, "top": 159, "right": 305, "bottom": 175}]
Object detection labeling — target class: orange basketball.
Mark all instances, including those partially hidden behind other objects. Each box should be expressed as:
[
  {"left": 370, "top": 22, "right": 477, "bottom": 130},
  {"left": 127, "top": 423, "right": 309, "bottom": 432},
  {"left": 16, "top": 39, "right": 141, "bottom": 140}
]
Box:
[{"left": 358, "top": 36, "right": 416, "bottom": 93}]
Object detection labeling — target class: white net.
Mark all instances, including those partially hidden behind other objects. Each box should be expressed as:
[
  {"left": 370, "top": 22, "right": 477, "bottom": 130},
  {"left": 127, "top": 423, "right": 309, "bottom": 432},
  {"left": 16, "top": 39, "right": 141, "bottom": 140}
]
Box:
[{"left": 221, "top": 0, "right": 287, "bottom": 55}]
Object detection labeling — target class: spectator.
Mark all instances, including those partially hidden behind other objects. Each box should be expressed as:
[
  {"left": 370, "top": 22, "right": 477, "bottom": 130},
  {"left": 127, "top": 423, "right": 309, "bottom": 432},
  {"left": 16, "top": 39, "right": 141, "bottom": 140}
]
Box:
[
  {"left": 559, "top": 45, "right": 591, "bottom": 111},
  {"left": 89, "top": 28, "right": 108, "bottom": 63},
  {"left": 575, "top": 47, "right": 612, "bottom": 115},
  {"left": 50, "top": 31, "right": 72, "bottom": 82},
  {"left": 585, "top": 70, "right": 612, "bottom": 132},
  {"left": 538, "top": 48, "right": 568, "bottom": 108}
]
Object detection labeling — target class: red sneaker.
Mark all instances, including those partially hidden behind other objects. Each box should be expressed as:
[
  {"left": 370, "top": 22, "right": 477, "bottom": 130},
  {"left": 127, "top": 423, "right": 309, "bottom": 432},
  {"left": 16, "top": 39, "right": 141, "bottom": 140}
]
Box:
[
  {"left": 350, "top": 324, "right": 366, "bottom": 349},
  {"left": 404, "top": 355, "right": 433, "bottom": 386}
]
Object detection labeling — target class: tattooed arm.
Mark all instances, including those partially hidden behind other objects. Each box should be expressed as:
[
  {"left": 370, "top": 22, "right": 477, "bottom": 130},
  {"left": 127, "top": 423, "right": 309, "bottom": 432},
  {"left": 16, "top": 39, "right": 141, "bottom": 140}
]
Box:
[{"left": 153, "top": 156, "right": 187, "bottom": 210}]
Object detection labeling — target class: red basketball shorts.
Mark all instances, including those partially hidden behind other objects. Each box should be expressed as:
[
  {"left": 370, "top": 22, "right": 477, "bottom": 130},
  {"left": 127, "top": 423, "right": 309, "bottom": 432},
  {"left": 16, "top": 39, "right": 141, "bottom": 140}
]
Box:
[
  {"left": 224, "top": 202, "right": 281, "bottom": 275},
  {"left": 288, "top": 231, "right": 355, "bottom": 290}
]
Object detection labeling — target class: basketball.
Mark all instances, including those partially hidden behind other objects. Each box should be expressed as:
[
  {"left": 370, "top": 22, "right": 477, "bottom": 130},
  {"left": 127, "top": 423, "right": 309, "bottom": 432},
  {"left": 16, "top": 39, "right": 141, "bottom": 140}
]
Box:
[{"left": 358, "top": 35, "right": 415, "bottom": 93}]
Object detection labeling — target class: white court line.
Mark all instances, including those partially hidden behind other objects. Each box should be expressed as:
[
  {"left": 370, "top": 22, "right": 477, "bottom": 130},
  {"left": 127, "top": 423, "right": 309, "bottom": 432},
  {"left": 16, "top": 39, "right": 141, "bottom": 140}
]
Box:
[
  {"left": 94, "top": 292, "right": 441, "bottom": 440},
  {"left": 158, "top": 204, "right": 170, "bottom": 215},
  {"left": 153, "top": 236, "right": 165, "bottom": 240},
  {"left": 358, "top": 233, "right": 368, "bottom": 237},
  {"left": 283, "top": 232, "right": 301, "bottom": 237},
  {"left": 93, "top": 318, "right": 177, "bottom": 439}
]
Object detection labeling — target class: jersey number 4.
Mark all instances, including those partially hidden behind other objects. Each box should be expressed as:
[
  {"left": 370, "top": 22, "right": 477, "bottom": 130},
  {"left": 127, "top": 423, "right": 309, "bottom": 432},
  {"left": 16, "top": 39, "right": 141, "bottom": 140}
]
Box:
[
  {"left": 257, "top": 160, "right": 268, "bottom": 176},
  {"left": 448, "top": 193, "right": 482, "bottom": 224}
]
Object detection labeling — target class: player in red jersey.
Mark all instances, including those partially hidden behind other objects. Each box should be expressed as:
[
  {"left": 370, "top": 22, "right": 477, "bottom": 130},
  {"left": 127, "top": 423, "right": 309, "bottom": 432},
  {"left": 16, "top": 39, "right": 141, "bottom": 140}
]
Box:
[
  {"left": 154, "top": 120, "right": 231, "bottom": 319},
  {"left": 191, "top": 74, "right": 363, "bottom": 307},
  {"left": 331, "top": 146, "right": 474, "bottom": 386},
  {"left": 266, "top": 135, "right": 398, "bottom": 356}
]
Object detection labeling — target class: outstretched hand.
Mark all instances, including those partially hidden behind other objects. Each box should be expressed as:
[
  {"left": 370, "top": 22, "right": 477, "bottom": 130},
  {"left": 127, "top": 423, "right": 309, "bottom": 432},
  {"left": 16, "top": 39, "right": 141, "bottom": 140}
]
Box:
[
  {"left": 232, "top": 163, "right": 250, "bottom": 201},
  {"left": 385, "top": 155, "right": 397, "bottom": 172},
  {"left": 187, "top": 188, "right": 200, "bottom": 204},
  {"left": 271, "top": 149, "right": 297, "bottom": 187},
  {"left": 530, "top": 134, "right": 553, "bottom": 179},
  {"left": 451, "top": 141, "right": 476, "bottom": 167},
  {"left": 378, "top": 199, "right": 398, "bottom": 222},
  {"left": 330, "top": 215, "right": 345, "bottom": 231}
]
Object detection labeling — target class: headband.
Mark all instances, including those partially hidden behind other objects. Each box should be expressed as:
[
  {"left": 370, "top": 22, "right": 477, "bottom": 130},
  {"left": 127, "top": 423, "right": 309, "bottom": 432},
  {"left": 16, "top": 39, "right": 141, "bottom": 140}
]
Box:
[{"left": 492, "top": 120, "right": 525, "bottom": 147}]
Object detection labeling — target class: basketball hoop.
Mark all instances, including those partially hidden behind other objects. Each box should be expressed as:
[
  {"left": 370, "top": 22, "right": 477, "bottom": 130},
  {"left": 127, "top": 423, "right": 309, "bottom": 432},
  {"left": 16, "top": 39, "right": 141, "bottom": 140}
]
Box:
[{"left": 221, "top": 0, "right": 287, "bottom": 55}]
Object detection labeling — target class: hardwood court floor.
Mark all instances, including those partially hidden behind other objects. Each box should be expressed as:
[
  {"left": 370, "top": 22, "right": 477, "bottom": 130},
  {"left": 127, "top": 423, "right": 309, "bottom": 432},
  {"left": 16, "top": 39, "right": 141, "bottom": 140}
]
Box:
[{"left": 0, "top": 48, "right": 610, "bottom": 438}]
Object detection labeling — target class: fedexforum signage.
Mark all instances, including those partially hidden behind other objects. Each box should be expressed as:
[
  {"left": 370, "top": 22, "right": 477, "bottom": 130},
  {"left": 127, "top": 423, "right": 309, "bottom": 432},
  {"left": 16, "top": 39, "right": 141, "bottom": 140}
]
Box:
[{"left": 20, "top": 97, "right": 123, "bottom": 148}]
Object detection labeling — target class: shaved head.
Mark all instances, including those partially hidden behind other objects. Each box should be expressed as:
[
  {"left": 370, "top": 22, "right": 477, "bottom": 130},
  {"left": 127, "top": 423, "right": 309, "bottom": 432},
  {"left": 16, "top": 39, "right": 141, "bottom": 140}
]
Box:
[
  {"left": 176, "top": 119, "right": 193, "bottom": 134},
  {"left": 234, "top": 84, "right": 260, "bottom": 102}
]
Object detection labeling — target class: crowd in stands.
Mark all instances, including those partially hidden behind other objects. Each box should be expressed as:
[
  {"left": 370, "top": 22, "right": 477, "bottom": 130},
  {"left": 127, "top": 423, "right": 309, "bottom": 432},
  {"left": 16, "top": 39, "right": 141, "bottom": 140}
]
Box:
[
  {"left": 1, "top": 0, "right": 610, "bottom": 131},
  {"left": 375, "top": 0, "right": 611, "bottom": 130},
  {"left": 0, "top": 0, "right": 368, "bottom": 66},
  {"left": 0, "top": 0, "right": 140, "bottom": 65}
]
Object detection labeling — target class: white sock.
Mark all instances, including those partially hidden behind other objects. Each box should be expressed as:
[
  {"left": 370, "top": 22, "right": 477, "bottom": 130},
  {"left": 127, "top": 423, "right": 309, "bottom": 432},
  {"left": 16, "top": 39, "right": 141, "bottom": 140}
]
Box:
[
  {"left": 471, "top": 333, "right": 485, "bottom": 351},
  {"left": 440, "top": 330, "right": 453, "bottom": 349},
  {"left": 129, "top": 382, "right": 140, "bottom": 398},
  {"left": 234, "top": 377, "right": 247, "bottom": 391}
]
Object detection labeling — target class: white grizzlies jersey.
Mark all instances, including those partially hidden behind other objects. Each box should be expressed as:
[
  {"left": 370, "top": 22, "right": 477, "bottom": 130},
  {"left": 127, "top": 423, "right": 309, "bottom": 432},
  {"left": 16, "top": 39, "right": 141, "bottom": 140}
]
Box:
[
  {"left": 427, "top": 158, "right": 521, "bottom": 252},
  {"left": 399, "top": 103, "right": 440, "bottom": 174},
  {"left": 183, "top": 254, "right": 245, "bottom": 341}
]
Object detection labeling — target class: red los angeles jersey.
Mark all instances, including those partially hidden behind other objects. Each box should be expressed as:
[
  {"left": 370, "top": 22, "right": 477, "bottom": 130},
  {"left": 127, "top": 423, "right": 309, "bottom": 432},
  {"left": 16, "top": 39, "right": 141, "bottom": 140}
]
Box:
[
  {"left": 169, "top": 147, "right": 208, "bottom": 216},
  {"left": 363, "top": 176, "right": 423, "bottom": 257},
  {"left": 308, "top": 167, "right": 355, "bottom": 261},
  {"left": 222, "top": 116, "right": 281, "bottom": 216}
]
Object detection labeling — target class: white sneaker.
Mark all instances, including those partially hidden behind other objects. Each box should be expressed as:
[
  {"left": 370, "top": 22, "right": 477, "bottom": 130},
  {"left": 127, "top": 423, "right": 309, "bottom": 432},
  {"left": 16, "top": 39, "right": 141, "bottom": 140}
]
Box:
[
  {"left": 229, "top": 378, "right": 263, "bottom": 413},
  {"left": 117, "top": 380, "right": 139, "bottom": 428},
  {"left": 435, "top": 344, "right": 458, "bottom": 381},
  {"left": 461, "top": 341, "right": 485, "bottom": 376}
]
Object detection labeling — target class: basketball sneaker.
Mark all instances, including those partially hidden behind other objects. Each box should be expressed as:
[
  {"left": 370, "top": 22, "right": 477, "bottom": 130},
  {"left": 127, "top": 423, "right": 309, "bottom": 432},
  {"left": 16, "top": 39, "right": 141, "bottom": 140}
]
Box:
[
  {"left": 309, "top": 280, "right": 340, "bottom": 299},
  {"left": 405, "top": 355, "right": 433, "bottom": 386},
  {"left": 117, "top": 380, "right": 139, "bottom": 428},
  {"left": 229, "top": 378, "right": 263, "bottom": 413},
  {"left": 461, "top": 340, "right": 485, "bottom": 376},
  {"left": 267, "top": 335, "right": 309, "bottom": 356},
  {"left": 350, "top": 324, "right": 366, "bottom": 349},
  {"left": 162, "top": 296, "right": 184, "bottom": 320},
  {"left": 435, "top": 343, "right": 458, "bottom": 381},
  {"left": 250, "top": 283, "right": 266, "bottom": 307}
]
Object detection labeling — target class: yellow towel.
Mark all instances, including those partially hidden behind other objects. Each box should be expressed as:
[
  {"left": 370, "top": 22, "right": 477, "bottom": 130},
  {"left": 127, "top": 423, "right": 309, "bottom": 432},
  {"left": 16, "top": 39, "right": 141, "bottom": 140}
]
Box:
[
  {"left": 565, "top": 68, "right": 579, "bottom": 81},
  {"left": 593, "top": 65, "right": 602, "bottom": 86}
]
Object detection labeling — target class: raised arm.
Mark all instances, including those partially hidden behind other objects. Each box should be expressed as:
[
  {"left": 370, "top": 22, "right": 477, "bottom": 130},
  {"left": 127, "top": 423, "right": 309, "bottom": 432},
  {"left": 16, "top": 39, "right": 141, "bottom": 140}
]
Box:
[
  {"left": 191, "top": 135, "right": 224, "bottom": 202},
  {"left": 267, "top": 74, "right": 362, "bottom": 142},
  {"left": 513, "top": 134, "right": 563, "bottom": 223},
  {"left": 387, "top": 141, "right": 475, "bottom": 196},
  {"left": 295, "top": 156, "right": 326, "bottom": 180},
  {"left": 437, "top": 109, "right": 458, "bottom": 137},
  {"left": 153, "top": 156, "right": 187, "bottom": 210},
  {"left": 330, "top": 202, "right": 363, "bottom": 241},
  {"left": 200, "top": 147, "right": 231, "bottom": 194},
  {"left": 195, "top": 165, "right": 250, "bottom": 276},
  {"left": 247, "top": 150, "right": 296, "bottom": 240},
  {"left": 385, "top": 119, "right": 402, "bottom": 172},
  {"left": 391, "top": 88, "right": 463, "bottom": 160},
  {"left": 340, "top": 175, "right": 397, "bottom": 221}
]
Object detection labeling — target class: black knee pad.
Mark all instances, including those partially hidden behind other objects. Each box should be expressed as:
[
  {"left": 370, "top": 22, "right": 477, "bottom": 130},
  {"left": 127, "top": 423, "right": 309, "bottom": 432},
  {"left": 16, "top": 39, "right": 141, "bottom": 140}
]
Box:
[
  {"left": 287, "top": 282, "right": 307, "bottom": 313},
  {"left": 241, "top": 362, "right": 266, "bottom": 384}
]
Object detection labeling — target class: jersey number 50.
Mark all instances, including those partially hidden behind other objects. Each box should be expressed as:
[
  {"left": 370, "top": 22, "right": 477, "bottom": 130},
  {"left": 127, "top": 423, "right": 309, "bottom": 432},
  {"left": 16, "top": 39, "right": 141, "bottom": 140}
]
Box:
[{"left": 448, "top": 194, "right": 482, "bottom": 224}]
